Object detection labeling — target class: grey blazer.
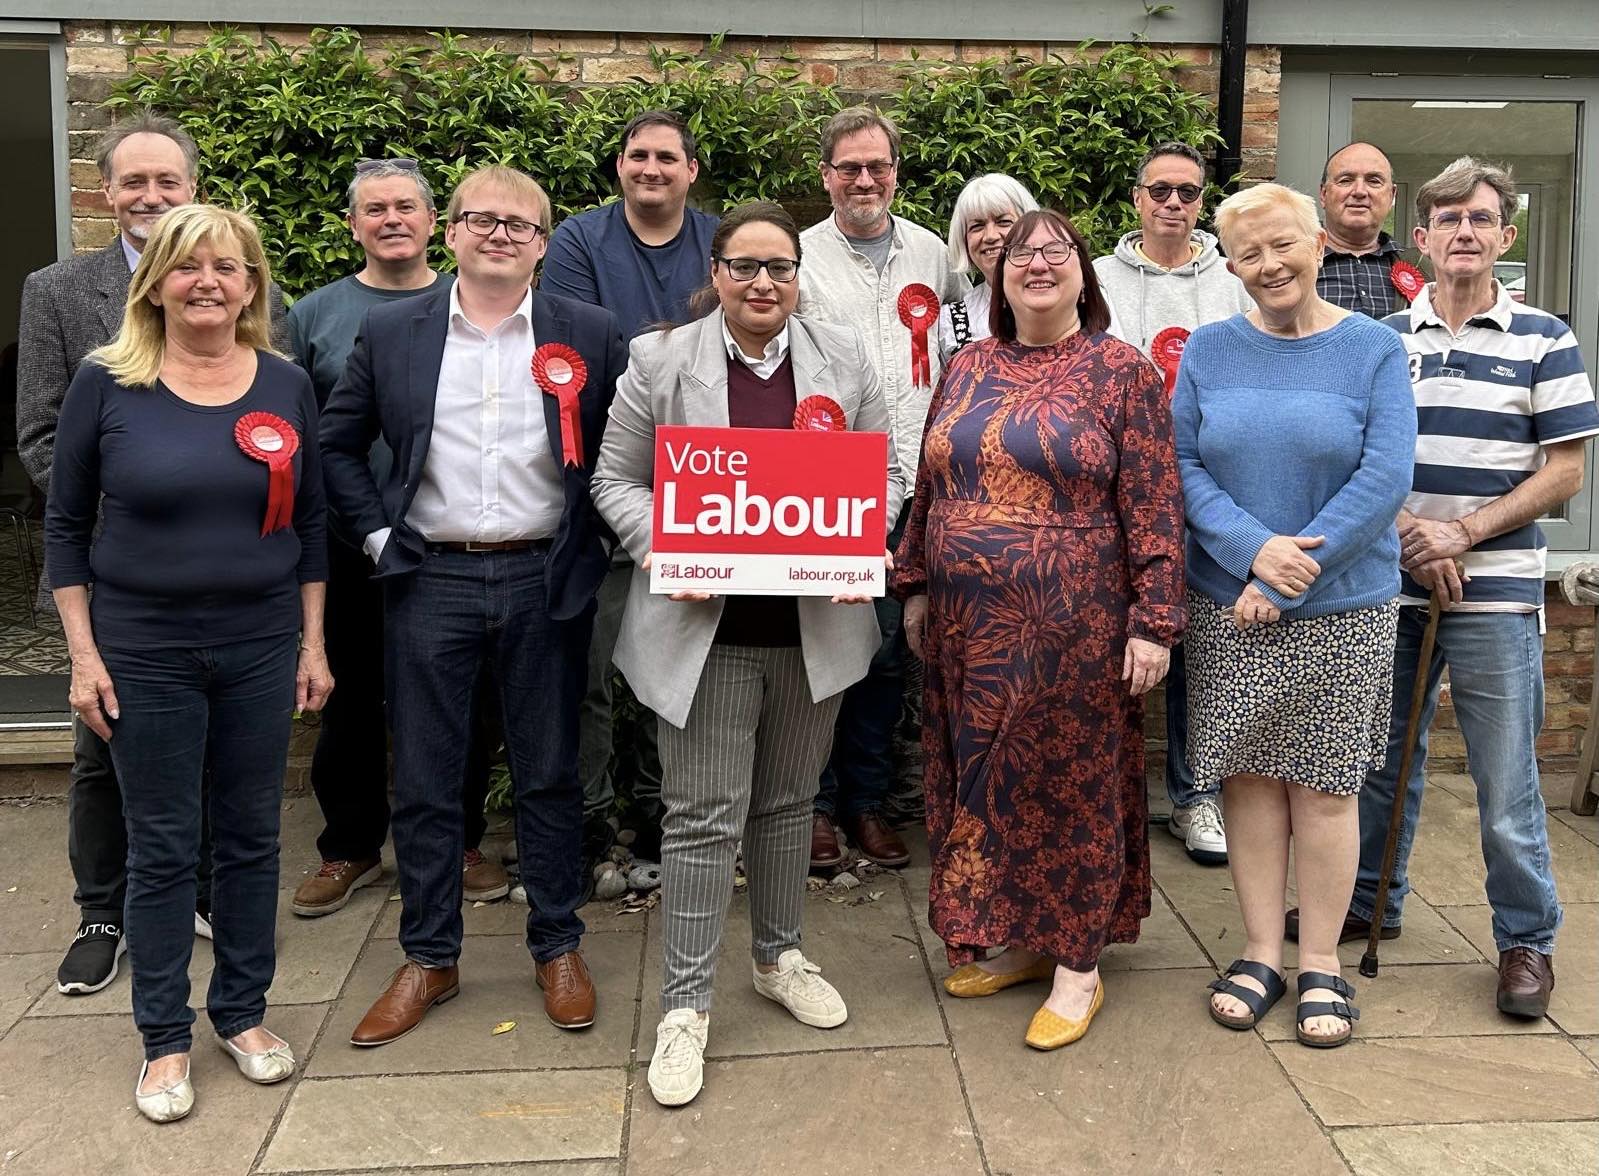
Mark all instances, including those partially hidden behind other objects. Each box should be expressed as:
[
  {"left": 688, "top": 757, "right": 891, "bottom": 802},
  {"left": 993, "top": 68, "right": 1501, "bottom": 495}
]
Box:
[{"left": 592, "top": 310, "right": 907, "bottom": 729}]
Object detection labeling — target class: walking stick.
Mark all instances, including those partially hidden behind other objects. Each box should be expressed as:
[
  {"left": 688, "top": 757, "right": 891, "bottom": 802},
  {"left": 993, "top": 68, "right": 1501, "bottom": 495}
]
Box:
[{"left": 1360, "top": 588, "right": 1444, "bottom": 979}]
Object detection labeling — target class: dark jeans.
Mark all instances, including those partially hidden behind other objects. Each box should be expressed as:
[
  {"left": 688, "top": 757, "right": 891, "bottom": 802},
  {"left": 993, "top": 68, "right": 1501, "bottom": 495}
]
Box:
[
  {"left": 311, "top": 535, "right": 490, "bottom": 862},
  {"left": 385, "top": 547, "right": 589, "bottom": 967},
  {"left": 1164, "top": 643, "right": 1215, "bottom": 810},
  {"left": 816, "top": 518, "right": 907, "bottom": 820},
  {"left": 578, "top": 556, "right": 663, "bottom": 829},
  {"left": 101, "top": 634, "right": 297, "bottom": 1061}
]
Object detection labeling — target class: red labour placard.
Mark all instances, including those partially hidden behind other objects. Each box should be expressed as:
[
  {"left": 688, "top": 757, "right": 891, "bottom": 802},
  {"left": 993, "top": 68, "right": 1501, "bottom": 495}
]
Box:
[{"left": 650, "top": 425, "right": 889, "bottom": 596}]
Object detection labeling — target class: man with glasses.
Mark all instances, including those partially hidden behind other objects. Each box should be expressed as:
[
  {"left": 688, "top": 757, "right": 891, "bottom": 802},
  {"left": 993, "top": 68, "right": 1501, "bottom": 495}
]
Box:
[
  {"left": 287, "top": 158, "right": 510, "bottom": 918},
  {"left": 1317, "top": 142, "right": 1406, "bottom": 317},
  {"left": 1093, "top": 140, "right": 1249, "bottom": 866},
  {"left": 796, "top": 107, "right": 968, "bottom": 871},
  {"left": 1287, "top": 156, "right": 1597, "bottom": 1019},
  {"left": 542, "top": 110, "right": 718, "bottom": 876},
  {"left": 322, "top": 166, "right": 627, "bottom": 1045}
]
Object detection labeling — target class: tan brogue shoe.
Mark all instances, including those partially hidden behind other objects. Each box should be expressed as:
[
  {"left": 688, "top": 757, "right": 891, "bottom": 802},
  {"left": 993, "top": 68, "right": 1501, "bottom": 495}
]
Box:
[
  {"left": 535, "top": 951, "right": 596, "bottom": 1029},
  {"left": 350, "top": 961, "right": 459, "bottom": 1047}
]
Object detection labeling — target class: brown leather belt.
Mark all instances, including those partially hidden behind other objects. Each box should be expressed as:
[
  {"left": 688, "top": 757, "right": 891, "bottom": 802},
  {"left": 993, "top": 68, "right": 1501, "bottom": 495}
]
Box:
[{"left": 427, "top": 538, "right": 551, "bottom": 554}]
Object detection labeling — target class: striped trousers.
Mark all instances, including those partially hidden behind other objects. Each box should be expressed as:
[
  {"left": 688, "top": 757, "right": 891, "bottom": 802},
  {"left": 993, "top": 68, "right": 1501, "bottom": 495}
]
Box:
[{"left": 657, "top": 645, "right": 843, "bottom": 1012}]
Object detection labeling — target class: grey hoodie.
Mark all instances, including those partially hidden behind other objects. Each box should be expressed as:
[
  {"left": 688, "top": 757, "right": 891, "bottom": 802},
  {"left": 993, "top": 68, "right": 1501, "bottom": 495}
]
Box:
[{"left": 1092, "top": 229, "right": 1253, "bottom": 358}]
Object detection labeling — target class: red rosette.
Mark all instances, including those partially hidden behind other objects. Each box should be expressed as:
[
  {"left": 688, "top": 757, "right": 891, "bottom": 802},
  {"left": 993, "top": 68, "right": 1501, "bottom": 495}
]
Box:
[
  {"left": 1390, "top": 260, "right": 1426, "bottom": 303},
  {"left": 896, "top": 283, "right": 939, "bottom": 388},
  {"left": 794, "top": 395, "right": 846, "bottom": 432},
  {"left": 1150, "top": 326, "right": 1190, "bottom": 398},
  {"left": 234, "top": 412, "right": 300, "bottom": 537},
  {"left": 531, "top": 343, "right": 588, "bottom": 468}
]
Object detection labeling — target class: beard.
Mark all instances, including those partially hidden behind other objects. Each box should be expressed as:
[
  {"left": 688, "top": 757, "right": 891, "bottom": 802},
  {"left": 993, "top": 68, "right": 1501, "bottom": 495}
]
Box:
[
  {"left": 832, "top": 192, "right": 888, "bottom": 232},
  {"left": 123, "top": 204, "right": 172, "bottom": 241}
]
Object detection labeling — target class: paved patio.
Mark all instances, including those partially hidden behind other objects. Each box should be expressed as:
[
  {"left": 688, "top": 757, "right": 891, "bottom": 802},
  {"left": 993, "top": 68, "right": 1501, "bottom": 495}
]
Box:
[{"left": 0, "top": 771, "right": 1594, "bottom": 1175}]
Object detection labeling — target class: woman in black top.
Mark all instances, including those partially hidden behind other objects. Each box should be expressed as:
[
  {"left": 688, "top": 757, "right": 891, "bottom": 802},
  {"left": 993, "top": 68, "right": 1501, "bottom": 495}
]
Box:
[{"left": 45, "top": 204, "right": 332, "bottom": 1124}]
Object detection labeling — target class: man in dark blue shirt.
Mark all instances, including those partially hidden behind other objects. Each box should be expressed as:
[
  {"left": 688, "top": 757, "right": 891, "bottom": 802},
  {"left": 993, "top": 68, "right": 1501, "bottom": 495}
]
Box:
[{"left": 541, "top": 111, "right": 719, "bottom": 868}]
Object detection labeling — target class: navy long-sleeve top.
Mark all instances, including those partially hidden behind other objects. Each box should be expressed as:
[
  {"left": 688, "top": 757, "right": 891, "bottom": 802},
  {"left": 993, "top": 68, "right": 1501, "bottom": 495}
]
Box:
[{"left": 44, "top": 351, "right": 328, "bottom": 650}]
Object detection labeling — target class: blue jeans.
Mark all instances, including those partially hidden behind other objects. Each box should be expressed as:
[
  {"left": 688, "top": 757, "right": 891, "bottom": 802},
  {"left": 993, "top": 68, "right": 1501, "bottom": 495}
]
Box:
[
  {"left": 101, "top": 634, "right": 297, "bottom": 1061},
  {"left": 1164, "top": 642, "right": 1215, "bottom": 810},
  {"left": 1351, "top": 607, "right": 1561, "bottom": 953},
  {"left": 384, "top": 547, "right": 589, "bottom": 967}
]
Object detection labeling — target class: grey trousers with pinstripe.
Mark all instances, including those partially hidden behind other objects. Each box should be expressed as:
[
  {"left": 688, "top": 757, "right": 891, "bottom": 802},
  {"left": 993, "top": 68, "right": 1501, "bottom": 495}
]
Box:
[{"left": 656, "top": 645, "right": 844, "bottom": 1013}]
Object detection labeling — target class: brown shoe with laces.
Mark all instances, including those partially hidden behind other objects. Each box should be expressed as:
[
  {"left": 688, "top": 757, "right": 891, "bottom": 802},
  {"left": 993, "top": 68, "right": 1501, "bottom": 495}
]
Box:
[
  {"left": 1496, "top": 947, "right": 1554, "bottom": 1018},
  {"left": 350, "top": 961, "right": 460, "bottom": 1046},
  {"left": 535, "top": 951, "right": 596, "bottom": 1029},
  {"left": 463, "top": 848, "right": 510, "bottom": 902},
  {"left": 842, "top": 812, "right": 911, "bottom": 868},
  {"left": 291, "top": 856, "right": 383, "bottom": 917}
]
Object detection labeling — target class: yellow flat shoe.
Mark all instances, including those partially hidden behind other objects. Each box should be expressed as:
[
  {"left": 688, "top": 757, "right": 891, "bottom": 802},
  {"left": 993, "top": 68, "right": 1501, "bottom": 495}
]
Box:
[
  {"left": 943, "top": 957, "right": 1056, "bottom": 999},
  {"left": 1024, "top": 979, "right": 1104, "bottom": 1050}
]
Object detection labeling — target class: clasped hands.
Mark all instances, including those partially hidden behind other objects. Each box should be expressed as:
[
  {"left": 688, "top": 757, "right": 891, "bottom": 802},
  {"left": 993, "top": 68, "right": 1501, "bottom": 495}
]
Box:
[
  {"left": 1234, "top": 533, "right": 1324, "bottom": 630},
  {"left": 1398, "top": 515, "right": 1472, "bottom": 604}
]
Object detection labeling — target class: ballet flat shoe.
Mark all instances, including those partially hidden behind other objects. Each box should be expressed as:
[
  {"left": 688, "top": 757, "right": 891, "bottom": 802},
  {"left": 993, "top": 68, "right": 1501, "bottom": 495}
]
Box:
[
  {"left": 135, "top": 1059, "right": 195, "bottom": 1123},
  {"left": 943, "top": 957, "right": 1056, "bottom": 999},
  {"left": 1024, "top": 979, "right": 1104, "bottom": 1050},
  {"left": 219, "top": 1030, "right": 296, "bottom": 1084}
]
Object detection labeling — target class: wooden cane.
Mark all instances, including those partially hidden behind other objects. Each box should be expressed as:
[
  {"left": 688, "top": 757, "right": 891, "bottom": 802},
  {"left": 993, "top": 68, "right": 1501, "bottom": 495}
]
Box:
[{"left": 1360, "top": 589, "right": 1444, "bottom": 979}]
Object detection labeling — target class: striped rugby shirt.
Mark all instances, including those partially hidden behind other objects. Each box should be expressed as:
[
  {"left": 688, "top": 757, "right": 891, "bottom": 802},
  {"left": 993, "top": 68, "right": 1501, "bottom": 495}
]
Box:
[{"left": 1383, "top": 283, "right": 1599, "bottom": 611}]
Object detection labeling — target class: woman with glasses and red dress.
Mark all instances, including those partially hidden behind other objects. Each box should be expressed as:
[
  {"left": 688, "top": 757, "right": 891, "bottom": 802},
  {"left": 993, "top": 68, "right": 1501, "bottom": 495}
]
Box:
[{"left": 892, "top": 208, "right": 1186, "bottom": 1050}]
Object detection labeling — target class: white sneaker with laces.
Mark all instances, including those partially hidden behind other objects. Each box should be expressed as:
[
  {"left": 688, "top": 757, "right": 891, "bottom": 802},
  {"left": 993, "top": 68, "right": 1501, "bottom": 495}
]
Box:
[
  {"left": 1169, "top": 798, "right": 1227, "bottom": 865},
  {"left": 752, "top": 949, "right": 848, "bottom": 1028},
  {"left": 648, "top": 1008, "right": 709, "bottom": 1107}
]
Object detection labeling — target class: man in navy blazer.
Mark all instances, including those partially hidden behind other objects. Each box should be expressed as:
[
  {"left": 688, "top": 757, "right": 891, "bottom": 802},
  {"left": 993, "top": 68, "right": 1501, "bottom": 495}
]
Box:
[{"left": 321, "top": 166, "right": 626, "bottom": 1046}]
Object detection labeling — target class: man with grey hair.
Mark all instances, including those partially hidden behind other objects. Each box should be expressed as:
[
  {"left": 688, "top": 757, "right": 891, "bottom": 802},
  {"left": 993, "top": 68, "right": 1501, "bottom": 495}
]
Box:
[
  {"left": 797, "top": 106, "right": 968, "bottom": 870},
  {"left": 287, "top": 159, "right": 509, "bottom": 917},
  {"left": 1288, "top": 156, "right": 1597, "bottom": 1019},
  {"left": 17, "top": 109, "right": 286, "bottom": 997}
]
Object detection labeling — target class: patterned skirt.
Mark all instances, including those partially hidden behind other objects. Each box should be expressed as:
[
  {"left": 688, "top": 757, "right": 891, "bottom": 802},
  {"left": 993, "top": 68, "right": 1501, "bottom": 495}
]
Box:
[{"left": 1184, "top": 591, "right": 1399, "bottom": 795}]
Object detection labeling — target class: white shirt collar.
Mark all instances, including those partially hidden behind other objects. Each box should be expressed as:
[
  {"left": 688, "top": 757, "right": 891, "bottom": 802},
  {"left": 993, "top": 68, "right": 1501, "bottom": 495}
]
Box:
[
  {"left": 1410, "top": 281, "right": 1515, "bottom": 333},
  {"left": 448, "top": 281, "right": 533, "bottom": 331},
  {"left": 722, "top": 320, "right": 791, "bottom": 377},
  {"left": 121, "top": 236, "right": 142, "bottom": 273}
]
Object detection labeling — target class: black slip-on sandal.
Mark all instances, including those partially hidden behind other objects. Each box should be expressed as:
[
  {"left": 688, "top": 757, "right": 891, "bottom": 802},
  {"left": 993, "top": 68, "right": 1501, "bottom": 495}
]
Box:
[
  {"left": 1207, "top": 958, "right": 1288, "bottom": 1029},
  {"left": 1295, "top": 970, "right": 1359, "bottom": 1048}
]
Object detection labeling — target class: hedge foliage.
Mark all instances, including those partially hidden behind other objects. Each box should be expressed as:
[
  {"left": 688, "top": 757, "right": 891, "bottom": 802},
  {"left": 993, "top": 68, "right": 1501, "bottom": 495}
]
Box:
[{"left": 112, "top": 28, "right": 1222, "bottom": 297}]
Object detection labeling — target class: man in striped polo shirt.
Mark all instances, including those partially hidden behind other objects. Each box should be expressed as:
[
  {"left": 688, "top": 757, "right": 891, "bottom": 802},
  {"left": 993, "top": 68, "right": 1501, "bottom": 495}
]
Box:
[{"left": 1293, "top": 156, "right": 1597, "bottom": 1018}]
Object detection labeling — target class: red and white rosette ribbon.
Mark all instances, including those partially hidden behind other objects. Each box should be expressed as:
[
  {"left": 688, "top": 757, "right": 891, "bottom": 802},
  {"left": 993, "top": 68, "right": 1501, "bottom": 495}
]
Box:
[
  {"left": 1390, "top": 260, "right": 1426, "bottom": 304},
  {"left": 897, "top": 283, "right": 939, "bottom": 389},
  {"left": 1150, "top": 326, "right": 1190, "bottom": 399},
  {"left": 234, "top": 412, "right": 300, "bottom": 537},
  {"left": 794, "top": 395, "right": 846, "bottom": 432},
  {"left": 531, "top": 343, "right": 588, "bottom": 468}
]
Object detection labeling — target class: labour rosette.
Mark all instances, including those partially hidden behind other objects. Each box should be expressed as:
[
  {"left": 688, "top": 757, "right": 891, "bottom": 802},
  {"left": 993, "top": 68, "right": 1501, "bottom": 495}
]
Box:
[
  {"left": 794, "top": 395, "right": 846, "bottom": 432},
  {"left": 234, "top": 412, "right": 299, "bottom": 537},
  {"left": 1150, "top": 326, "right": 1191, "bottom": 399},
  {"left": 531, "top": 343, "right": 588, "bottom": 468},
  {"left": 1390, "top": 260, "right": 1426, "bottom": 303},
  {"left": 897, "top": 283, "right": 939, "bottom": 388}
]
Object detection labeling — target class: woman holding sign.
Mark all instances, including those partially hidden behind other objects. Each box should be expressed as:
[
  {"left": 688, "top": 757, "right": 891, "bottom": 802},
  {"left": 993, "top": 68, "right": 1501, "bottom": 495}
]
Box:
[
  {"left": 593, "top": 201, "right": 904, "bottom": 1108},
  {"left": 1172, "top": 184, "right": 1413, "bottom": 1047},
  {"left": 894, "top": 208, "right": 1184, "bottom": 1050},
  {"left": 45, "top": 204, "right": 331, "bottom": 1122}
]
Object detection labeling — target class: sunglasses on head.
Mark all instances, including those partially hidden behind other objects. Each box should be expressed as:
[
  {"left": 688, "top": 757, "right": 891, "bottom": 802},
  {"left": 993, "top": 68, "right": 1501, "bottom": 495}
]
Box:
[
  {"left": 355, "top": 158, "right": 420, "bottom": 174},
  {"left": 1138, "top": 181, "right": 1203, "bottom": 204}
]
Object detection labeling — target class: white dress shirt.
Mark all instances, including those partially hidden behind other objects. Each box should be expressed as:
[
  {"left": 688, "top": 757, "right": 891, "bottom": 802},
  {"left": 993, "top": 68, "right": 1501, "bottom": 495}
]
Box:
[
  {"left": 722, "top": 321, "right": 791, "bottom": 379},
  {"left": 364, "top": 284, "right": 564, "bottom": 560}
]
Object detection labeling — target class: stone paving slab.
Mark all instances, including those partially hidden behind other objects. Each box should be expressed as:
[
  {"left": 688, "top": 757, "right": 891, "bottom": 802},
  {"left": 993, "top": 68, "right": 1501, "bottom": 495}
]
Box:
[
  {"left": 1576, "top": 1037, "right": 1599, "bottom": 1069},
  {"left": 0, "top": 951, "right": 53, "bottom": 1036},
  {"left": 260, "top": 1070, "right": 627, "bottom": 1172},
  {"left": 1433, "top": 902, "right": 1599, "bottom": 1036},
  {"left": 271, "top": 1166, "right": 619, "bottom": 1176},
  {"left": 1333, "top": 1120, "right": 1599, "bottom": 1176},
  {"left": 624, "top": 1047, "right": 984, "bottom": 1176},
  {"left": 0, "top": 801, "right": 83, "bottom": 954}
]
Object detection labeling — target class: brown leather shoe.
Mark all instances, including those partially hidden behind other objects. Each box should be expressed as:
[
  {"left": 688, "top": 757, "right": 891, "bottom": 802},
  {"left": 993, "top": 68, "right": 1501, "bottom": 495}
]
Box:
[
  {"left": 535, "top": 951, "right": 596, "bottom": 1029},
  {"left": 350, "top": 961, "right": 460, "bottom": 1046},
  {"left": 291, "top": 857, "right": 383, "bottom": 917},
  {"left": 842, "top": 812, "right": 911, "bottom": 868},
  {"left": 1284, "top": 907, "right": 1401, "bottom": 945},
  {"left": 809, "top": 813, "right": 843, "bottom": 870},
  {"left": 1497, "top": 947, "right": 1554, "bottom": 1018},
  {"left": 462, "top": 848, "right": 510, "bottom": 903}
]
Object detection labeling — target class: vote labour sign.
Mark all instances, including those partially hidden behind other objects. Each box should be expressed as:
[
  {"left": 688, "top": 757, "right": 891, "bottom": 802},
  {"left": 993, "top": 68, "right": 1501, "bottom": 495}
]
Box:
[{"left": 650, "top": 425, "right": 889, "bottom": 596}]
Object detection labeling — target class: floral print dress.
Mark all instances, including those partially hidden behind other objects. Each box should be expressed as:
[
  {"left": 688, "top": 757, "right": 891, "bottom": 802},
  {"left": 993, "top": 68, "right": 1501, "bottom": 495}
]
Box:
[{"left": 892, "top": 331, "right": 1186, "bottom": 969}]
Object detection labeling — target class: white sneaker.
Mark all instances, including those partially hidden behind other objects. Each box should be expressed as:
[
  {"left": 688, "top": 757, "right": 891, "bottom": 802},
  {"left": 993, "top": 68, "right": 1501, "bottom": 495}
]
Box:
[
  {"left": 648, "top": 1009, "right": 708, "bottom": 1107},
  {"left": 1169, "top": 799, "right": 1227, "bottom": 865},
  {"left": 752, "top": 949, "right": 848, "bottom": 1028}
]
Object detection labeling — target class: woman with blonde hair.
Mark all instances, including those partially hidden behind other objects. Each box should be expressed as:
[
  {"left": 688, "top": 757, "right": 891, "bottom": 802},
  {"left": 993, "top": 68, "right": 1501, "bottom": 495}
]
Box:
[
  {"left": 46, "top": 203, "right": 333, "bottom": 1122},
  {"left": 1172, "top": 182, "right": 1414, "bottom": 1048}
]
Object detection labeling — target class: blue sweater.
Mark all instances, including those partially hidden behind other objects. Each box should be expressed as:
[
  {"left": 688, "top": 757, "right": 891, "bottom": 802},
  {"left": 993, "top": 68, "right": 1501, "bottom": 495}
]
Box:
[{"left": 1171, "top": 313, "right": 1415, "bottom": 617}]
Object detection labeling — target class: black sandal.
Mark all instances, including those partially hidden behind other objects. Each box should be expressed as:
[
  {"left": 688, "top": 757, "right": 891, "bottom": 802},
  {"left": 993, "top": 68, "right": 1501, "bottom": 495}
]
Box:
[
  {"left": 1207, "top": 959, "right": 1287, "bottom": 1029},
  {"left": 1295, "top": 971, "right": 1359, "bottom": 1048}
]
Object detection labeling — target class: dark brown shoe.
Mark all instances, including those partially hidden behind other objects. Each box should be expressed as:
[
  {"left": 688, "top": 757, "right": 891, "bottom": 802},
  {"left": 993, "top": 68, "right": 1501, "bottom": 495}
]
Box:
[
  {"left": 350, "top": 961, "right": 459, "bottom": 1046},
  {"left": 1284, "top": 907, "right": 1401, "bottom": 945},
  {"left": 291, "top": 857, "right": 383, "bottom": 917},
  {"left": 462, "top": 848, "right": 510, "bottom": 903},
  {"left": 1497, "top": 947, "right": 1554, "bottom": 1018},
  {"left": 843, "top": 812, "right": 911, "bottom": 868},
  {"left": 809, "top": 813, "right": 843, "bottom": 870},
  {"left": 535, "top": 951, "right": 596, "bottom": 1029}
]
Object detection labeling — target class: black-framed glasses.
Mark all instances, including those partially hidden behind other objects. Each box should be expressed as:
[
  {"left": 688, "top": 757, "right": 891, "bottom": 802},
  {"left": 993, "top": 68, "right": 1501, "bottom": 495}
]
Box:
[
  {"left": 716, "top": 256, "right": 800, "bottom": 282},
  {"left": 1005, "top": 241, "right": 1077, "bottom": 267},
  {"left": 1138, "top": 181, "right": 1203, "bottom": 204},
  {"left": 824, "top": 160, "right": 895, "bottom": 181},
  {"left": 1429, "top": 210, "right": 1503, "bottom": 232},
  {"left": 454, "top": 210, "right": 546, "bottom": 243},
  {"left": 355, "top": 157, "right": 419, "bottom": 173}
]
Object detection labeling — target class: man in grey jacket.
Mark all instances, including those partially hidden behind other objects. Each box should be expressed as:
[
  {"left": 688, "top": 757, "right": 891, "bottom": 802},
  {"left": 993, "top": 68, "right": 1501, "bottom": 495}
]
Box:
[
  {"left": 17, "top": 110, "right": 286, "bottom": 996},
  {"left": 1093, "top": 141, "right": 1251, "bottom": 866}
]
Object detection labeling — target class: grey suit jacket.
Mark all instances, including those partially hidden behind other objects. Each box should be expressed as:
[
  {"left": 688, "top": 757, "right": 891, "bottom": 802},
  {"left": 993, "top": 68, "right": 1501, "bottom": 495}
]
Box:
[{"left": 592, "top": 310, "right": 907, "bottom": 729}]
